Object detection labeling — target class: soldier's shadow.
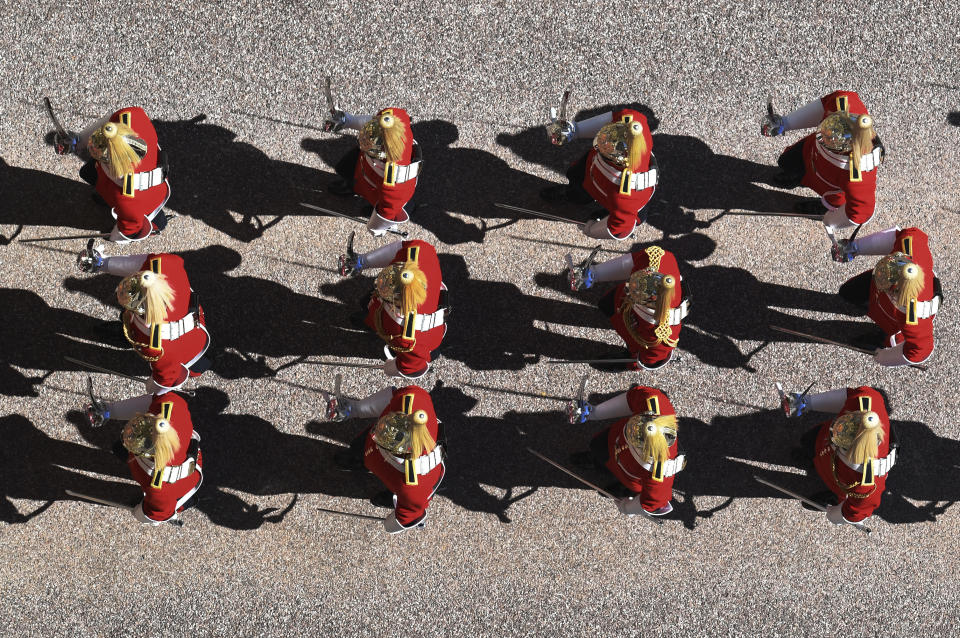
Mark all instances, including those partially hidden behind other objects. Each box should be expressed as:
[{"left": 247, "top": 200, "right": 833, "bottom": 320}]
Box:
[
  {"left": 532, "top": 233, "right": 876, "bottom": 372},
  {"left": 319, "top": 252, "right": 612, "bottom": 372},
  {"left": 0, "top": 287, "right": 148, "bottom": 398},
  {"left": 301, "top": 120, "right": 560, "bottom": 246},
  {"left": 497, "top": 103, "right": 809, "bottom": 237},
  {"left": 676, "top": 404, "right": 957, "bottom": 526},
  {"left": 153, "top": 115, "right": 348, "bottom": 242},
  {"left": 63, "top": 245, "right": 382, "bottom": 381},
  {"left": 0, "top": 156, "right": 107, "bottom": 234},
  {"left": 0, "top": 413, "right": 138, "bottom": 524},
  {"left": 947, "top": 111, "right": 960, "bottom": 126}
]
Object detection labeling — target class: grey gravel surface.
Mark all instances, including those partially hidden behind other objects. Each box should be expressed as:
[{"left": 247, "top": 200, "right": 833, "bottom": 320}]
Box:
[{"left": 2, "top": 1, "right": 960, "bottom": 636}]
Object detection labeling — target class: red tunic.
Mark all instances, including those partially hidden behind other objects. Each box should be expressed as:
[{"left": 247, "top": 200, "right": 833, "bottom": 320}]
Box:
[
  {"left": 364, "top": 241, "right": 445, "bottom": 376},
  {"left": 94, "top": 107, "right": 170, "bottom": 238},
  {"left": 363, "top": 385, "right": 444, "bottom": 526},
  {"left": 582, "top": 109, "right": 655, "bottom": 238},
  {"left": 352, "top": 107, "right": 418, "bottom": 222},
  {"left": 127, "top": 392, "right": 202, "bottom": 522},
  {"left": 867, "top": 227, "right": 936, "bottom": 363},
  {"left": 813, "top": 387, "right": 891, "bottom": 522},
  {"left": 603, "top": 386, "right": 678, "bottom": 513},
  {"left": 609, "top": 248, "right": 683, "bottom": 365},
  {"left": 123, "top": 254, "right": 209, "bottom": 389},
  {"left": 796, "top": 91, "right": 878, "bottom": 225}
]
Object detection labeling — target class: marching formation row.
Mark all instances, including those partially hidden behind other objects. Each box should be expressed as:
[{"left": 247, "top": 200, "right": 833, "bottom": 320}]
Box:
[{"left": 43, "top": 86, "right": 940, "bottom": 532}]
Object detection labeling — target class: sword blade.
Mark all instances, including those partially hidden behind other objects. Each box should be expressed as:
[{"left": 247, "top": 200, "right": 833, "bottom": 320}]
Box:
[
  {"left": 300, "top": 202, "right": 364, "bottom": 224},
  {"left": 323, "top": 76, "right": 335, "bottom": 112},
  {"left": 723, "top": 210, "right": 821, "bottom": 219},
  {"left": 527, "top": 447, "right": 615, "bottom": 499},
  {"left": 494, "top": 202, "right": 584, "bottom": 226},
  {"left": 19, "top": 232, "right": 111, "bottom": 243},
  {"left": 64, "top": 356, "right": 145, "bottom": 382},
  {"left": 753, "top": 475, "right": 872, "bottom": 534},
  {"left": 310, "top": 359, "right": 384, "bottom": 369},
  {"left": 317, "top": 506, "right": 381, "bottom": 521},
  {"left": 66, "top": 490, "right": 133, "bottom": 511},
  {"left": 576, "top": 374, "right": 588, "bottom": 403},
  {"left": 768, "top": 325, "right": 874, "bottom": 354},
  {"left": 766, "top": 95, "right": 775, "bottom": 118},
  {"left": 558, "top": 84, "right": 572, "bottom": 121},
  {"left": 44, "top": 97, "right": 69, "bottom": 137},
  {"left": 544, "top": 358, "right": 637, "bottom": 365}
]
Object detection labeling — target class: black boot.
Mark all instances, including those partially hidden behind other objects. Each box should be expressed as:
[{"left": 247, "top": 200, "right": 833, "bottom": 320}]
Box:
[{"left": 328, "top": 177, "right": 355, "bottom": 197}]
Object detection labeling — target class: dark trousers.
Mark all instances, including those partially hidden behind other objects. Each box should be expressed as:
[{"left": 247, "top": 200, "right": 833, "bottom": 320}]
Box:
[
  {"left": 79, "top": 160, "right": 98, "bottom": 186},
  {"left": 598, "top": 288, "right": 617, "bottom": 318},
  {"left": 589, "top": 426, "right": 611, "bottom": 468},
  {"left": 838, "top": 270, "right": 873, "bottom": 314},
  {"left": 335, "top": 147, "right": 360, "bottom": 184},
  {"left": 564, "top": 152, "right": 594, "bottom": 204},
  {"left": 777, "top": 138, "right": 806, "bottom": 176}
]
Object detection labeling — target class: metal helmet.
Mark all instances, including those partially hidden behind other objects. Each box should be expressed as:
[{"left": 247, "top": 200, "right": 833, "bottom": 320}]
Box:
[
  {"left": 358, "top": 111, "right": 407, "bottom": 162},
  {"left": 372, "top": 409, "right": 429, "bottom": 456},
  {"left": 624, "top": 268, "right": 674, "bottom": 311},
  {"left": 830, "top": 410, "right": 881, "bottom": 452},
  {"left": 116, "top": 271, "right": 155, "bottom": 315},
  {"left": 872, "top": 252, "right": 920, "bottom": 296},
  {"left": 88, "top": 121, "right": 148, "bottom": 176},
  {"left": 375, "top": 263, "right": 412, "bottom": 306},
  {"left": 624, "top": 413, "right": 677, "bottom": 463},
  {"left": 817, "top": 111, "right": 870, "bottom": 154},
  {"left": 593, "top": 120, "right": 644, "bottom": 169},
  {"left": 121, "top": 413, "right": 165, "bottom": 457}
]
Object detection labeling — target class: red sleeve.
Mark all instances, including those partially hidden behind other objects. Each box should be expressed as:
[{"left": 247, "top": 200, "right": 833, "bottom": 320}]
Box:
[
  {"left": 842, "top": 177, "right": 876, "bottom": 225},
  {"left": 625, "top": 386, "right": 676, "bottom": 416},
  {"left": 820, "top": 91, "right": 868, "bottom": 115}
]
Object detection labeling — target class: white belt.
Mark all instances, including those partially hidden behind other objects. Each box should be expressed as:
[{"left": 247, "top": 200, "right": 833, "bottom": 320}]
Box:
[
  {"left": 633, "top": 298, "right": 690, "bottom": 326},
  {"left": 136, "top": 454, "right": 199, "bottom": 484},
  {"left": 904, "top": 296, "right": 940, "bottom": 319},
  {"left": 383, "top": 305, "right": 445, "bottom": 331},
  {"left": 639, "top": 454, "right": 686, "bottom": 477},
  {"left": 838, "top": 448, "right": 896, "bottom": 477},
  {"left": 364, "top": 155, "right": 421, "bottom": 184},
  {"left": 816, "top": 144, "right": 883, "bottom": 173},
  {"left": 105, "top": 166, "right": 166, "bottom": 191},
  {"left": 133, "top": 312, "right": 198, "bottom": 341},
  {"left": 592, "top": 154, "right": 657, "bottom": 190},
  {"left": 379, "top": 445, "right": 444, "bottom": 476}
]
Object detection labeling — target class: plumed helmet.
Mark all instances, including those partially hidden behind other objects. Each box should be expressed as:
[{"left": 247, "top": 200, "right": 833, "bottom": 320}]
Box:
[
  {"left": 624, "top": 413, "right": 678, "bottom": 465},
  {"left": 372, "top": 409, "right": 430, "bottom": 456},
  {"left": 122, "top": 414, "right": 161, "bottom": 457},
  {"left": 873, "top": 252, "right": 925, "bottom": 307},
  {"left": 88, "top": 121, "right": 148, "bottom": 179},
  {"left": 358, "top": 110, "right": 409, "bottom": 163},
  {"left": 817, "top": 111, "right": 872, "bottom": 154},
  {"left": 830, "top": 410, "right": 881, "bottom": 452},
  {"left": 593, "top": 120, "right": 646, "bottom": 169},
  {"left": 374, "top": 260, "right": 427, "bottom": 315},
  {"left": 624, "top": 268, "right": 674, "bottom": 310}
]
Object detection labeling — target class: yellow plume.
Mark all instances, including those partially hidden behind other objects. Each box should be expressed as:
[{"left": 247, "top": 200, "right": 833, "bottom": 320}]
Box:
[
  {"left": 654, "top": 275, "right": 677, "bottom": 326},
  {"left": 850, "top": 114, "right": 876, "bottom": 169},
  {"left": 138, "top": 271, "right": 176, "bottom": 325},
  {"left": 399, "top": 260, "right": 428, "bottom": 316},
  {"left": 897, "top": 262, "right": 925, "bottom": 309},
  {"left": 150, "top": 416, "right": 181, "bottom": 470},
  {"left": 627, "top": 121, "right": 648, "bottom": 173},
  {"left": 408, "top": 409, "right": 436, "bottom": 458},
  {"left": 639, "top": 414, "right": 678, "bottom": 464},
  {"left": 97, "top": 121, "right": 146, "bottom": 179},
  {"left": 847, "top": 411, "right": 884, "bottom": 465},
  {"left": 380, "top": 113, "right": 408, "bottom": 163}
]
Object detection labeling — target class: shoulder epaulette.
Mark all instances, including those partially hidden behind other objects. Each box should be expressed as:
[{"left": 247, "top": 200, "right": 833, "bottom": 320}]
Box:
[{"left": 646, "top": 395, "right": 660, "bottom": 415}]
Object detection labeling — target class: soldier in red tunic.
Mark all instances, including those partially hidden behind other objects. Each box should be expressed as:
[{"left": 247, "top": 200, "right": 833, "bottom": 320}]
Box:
[
  {"left": 568, "top": 245, "right": 689, "bottom": 370},
  {"left": 781, "top": 385, "right": 895, "bottom": 527},
  {"left": 78, "top": 249, "right": 211, "bottom": 392},
  {"left": 54, "top": 106, "right": 170, "bottom": 243},
  {"left": 545, "top": 108, "right": 657, "bottom": 240},
  {"left": 327, "top": 385, "right": 444, "bottom": 534},
  {"left": 834, "top": 226, "right": 940, "bottom": 366},
  {"left": 117, "top": 391, "right": 202, "bottom": 524},
  {"left": 338, "top": 239, "right": 447, "bottom": 379},
  {"left": 569, "top": 385, "right": 684, "bottom": 516},
  {"left": 763, "top": 91, "right": 884, "bottom": 232},
  {"left": 324, "top": 106, "right": 421, "bottom": 237}
]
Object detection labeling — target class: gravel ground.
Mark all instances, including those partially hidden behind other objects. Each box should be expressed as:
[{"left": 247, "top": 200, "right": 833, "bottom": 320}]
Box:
[{"left": 2, "top": 1, "right": 959, "bottom": 635}]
